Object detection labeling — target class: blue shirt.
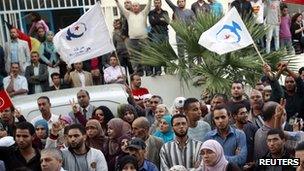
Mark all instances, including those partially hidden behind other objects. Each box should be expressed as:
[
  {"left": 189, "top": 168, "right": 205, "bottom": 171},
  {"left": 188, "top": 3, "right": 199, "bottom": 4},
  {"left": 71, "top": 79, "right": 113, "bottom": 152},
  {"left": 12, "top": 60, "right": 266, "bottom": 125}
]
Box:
[
  {"left": 204, "top": 126, "right": 247, "bottom": 166},
  {"left": 139, "top": 160, "right": 159, "bottom": 171},
  {"left": 10, "top": 41, "right": 19, "bottom": 63}
]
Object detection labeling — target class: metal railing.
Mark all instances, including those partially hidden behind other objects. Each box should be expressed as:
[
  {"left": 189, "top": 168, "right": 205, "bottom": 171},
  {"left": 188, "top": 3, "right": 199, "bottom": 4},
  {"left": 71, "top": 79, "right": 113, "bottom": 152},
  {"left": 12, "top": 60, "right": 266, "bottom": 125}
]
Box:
[{"left": 0, "top": 0, "right": 118, "bottom": 46}]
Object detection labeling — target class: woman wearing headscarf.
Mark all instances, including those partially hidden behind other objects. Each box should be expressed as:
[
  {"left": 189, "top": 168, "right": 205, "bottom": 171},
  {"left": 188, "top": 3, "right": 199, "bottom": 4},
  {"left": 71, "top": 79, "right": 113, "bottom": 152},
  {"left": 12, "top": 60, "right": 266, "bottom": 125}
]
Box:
[
  {"left": 117, "top": 104, "right": 138, "bottom": 126},
  {"left": 92, "top": 106, "right": 115, "bottom": 134},
  {"left": 39, "top": 31, "right": 60, "bottom": 67},
  {"left": 85, "top": 119, "right": 108, "bottom": 154},
  {"left": 28, "top": 12, "right": 49, "bottom": 36},
  {"left": 106, "top": 118, "right": 131, "bottom": 171},
  {"left": 153, "top": 114, "right": 174, "bottom": 143},
  {"left": 197, "top": 140, "right": 241, "bottom": 171},
  {"left": 150, "top": 104, "right": 169, "bottom": 134},
  {"left": 33, "top": 119, "right": 49, "bottom": 150}
]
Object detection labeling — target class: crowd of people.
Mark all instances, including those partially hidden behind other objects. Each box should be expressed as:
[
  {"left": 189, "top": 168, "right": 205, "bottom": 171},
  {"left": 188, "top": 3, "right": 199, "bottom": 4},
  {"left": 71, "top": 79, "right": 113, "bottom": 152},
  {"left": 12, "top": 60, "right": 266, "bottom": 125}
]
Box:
[
  {"left": 1, "top": 0, "right": 304, "bottom": 98},
  {"left": 1, "top": 0, "right": 304, "bottom": 171},
  {"left": 1, "top": 61, "right": 304, "bottom": 171}
]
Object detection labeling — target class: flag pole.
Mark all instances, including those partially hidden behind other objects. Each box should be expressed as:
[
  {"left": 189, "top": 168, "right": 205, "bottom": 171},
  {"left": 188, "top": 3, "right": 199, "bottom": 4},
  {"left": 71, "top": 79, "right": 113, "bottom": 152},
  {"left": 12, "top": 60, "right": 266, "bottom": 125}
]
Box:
[
  {"left": 252, "top": 41, "right": 265, "bottom": 64},
  {"left": 97, "top": 1, "right": 127, "bottom": 84}
]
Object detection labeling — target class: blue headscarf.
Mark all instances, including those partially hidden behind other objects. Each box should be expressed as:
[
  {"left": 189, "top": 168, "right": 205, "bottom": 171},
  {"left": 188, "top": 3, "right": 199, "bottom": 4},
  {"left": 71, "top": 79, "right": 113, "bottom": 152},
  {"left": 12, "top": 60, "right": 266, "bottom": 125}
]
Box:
[
  {"left": 34, "top": 119, "right": 49, "bottom": 136},
  {"left": 153, "top": 114, "right": 174, "bottom": 143}
]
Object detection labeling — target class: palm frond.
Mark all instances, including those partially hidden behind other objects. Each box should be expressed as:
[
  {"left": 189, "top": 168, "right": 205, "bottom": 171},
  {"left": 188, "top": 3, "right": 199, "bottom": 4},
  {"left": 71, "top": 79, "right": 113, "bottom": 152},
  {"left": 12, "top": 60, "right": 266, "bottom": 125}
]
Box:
[{"left": 131, "top": 12, "right": 299, "bottom": 95}]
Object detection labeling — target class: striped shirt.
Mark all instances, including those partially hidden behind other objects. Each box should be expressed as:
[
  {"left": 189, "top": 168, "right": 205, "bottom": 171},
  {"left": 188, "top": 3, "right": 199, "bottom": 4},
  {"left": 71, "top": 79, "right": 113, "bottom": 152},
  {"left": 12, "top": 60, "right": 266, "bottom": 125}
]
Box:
[{"left": 159, "top": 137, "right": 202, "bottom": 171}]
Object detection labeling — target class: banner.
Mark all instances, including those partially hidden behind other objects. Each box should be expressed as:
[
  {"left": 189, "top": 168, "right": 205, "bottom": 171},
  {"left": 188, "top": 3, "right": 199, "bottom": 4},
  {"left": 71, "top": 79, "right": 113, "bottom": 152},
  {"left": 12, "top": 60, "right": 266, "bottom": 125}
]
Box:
[
  {"left": 198, "top": 7, "right": 254, "bottom": 55},
  {"left": 53, "top": 3, "right": 115, "bottom": 65}
]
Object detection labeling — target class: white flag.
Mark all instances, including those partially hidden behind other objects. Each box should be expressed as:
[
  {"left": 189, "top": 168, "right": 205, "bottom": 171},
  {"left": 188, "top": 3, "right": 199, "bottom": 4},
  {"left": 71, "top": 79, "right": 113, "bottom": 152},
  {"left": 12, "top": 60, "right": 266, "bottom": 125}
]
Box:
[
  {"left": 53, "top": 3, "right": 115, "bottom": 65},
  {"left": 198, "top": 7, "right": 254, "bottom": 55}
]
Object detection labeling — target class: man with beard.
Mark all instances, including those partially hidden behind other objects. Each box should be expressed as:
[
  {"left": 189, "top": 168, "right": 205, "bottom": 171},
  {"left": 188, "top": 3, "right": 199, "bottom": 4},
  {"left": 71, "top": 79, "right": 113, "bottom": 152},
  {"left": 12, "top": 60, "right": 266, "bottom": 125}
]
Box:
[
  {"left": 248, "top": 89, "right": 265, "bottom": 128},
  {"left": 282, "top": 67, "right": 304, "bottom": 120},
  {"left": 32, "top": 96, "right": 59, "bottom": 129},
  {"left": 69, "top": 90, "right": 95, "bottom": 125},
  {"left": 160, "top": 114, "right": 202, "bottom": 171},
  {"left": 248, "top": 64, "right": 284, "bottom": 129},
  {"left": 204, "top": 105, "right": 247, "bottom": 166},
  {"left": 227, "top": 80, "right": 250, "bottom": 111},
  {"left": 61, "top": 124, "right": 107, "bottom": 171},
  {"left": 0, "top": 122, "right": 41, "bottom": 171},
  {"left": 231, "top": 103, "right": 258, "bottom": 170}
]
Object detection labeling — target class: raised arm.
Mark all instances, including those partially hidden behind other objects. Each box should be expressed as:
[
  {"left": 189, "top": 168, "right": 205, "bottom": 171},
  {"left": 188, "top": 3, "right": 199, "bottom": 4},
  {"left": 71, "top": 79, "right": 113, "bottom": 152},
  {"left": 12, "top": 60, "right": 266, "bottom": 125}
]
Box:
[
  {"left": 164, "top": 0, "right": 177, "bottom": 11},
  {"left": 286, "top": 68, "right": 304, "bottom": 95},
  {"left": 115, "top": 0, "right": 130, "bottom": 18},
  {"left": 143, "top": 0, "right": 152, "bottom": 16},
  {"left": 262, "top": 63, "right": 284, "bottom": 103}
]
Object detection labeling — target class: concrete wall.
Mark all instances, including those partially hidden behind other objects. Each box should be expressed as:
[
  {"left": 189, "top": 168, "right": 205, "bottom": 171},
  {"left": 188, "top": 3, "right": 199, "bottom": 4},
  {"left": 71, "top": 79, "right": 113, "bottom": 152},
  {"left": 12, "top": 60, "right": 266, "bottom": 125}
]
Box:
[{"left": 140, "top": 74, "right": 203, "bottom": 107}]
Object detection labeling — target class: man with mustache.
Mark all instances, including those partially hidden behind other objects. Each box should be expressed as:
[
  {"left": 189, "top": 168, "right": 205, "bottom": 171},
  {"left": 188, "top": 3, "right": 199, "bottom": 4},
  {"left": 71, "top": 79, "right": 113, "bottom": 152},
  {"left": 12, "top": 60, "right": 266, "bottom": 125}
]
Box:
[
  {"left": 204, "top": 104, "right": 247, "bottom": 166},
  {"left": 61, "top": 124, "right": 107, "bottom": 171},
  {"left": 31, "top": 96, "right": 59, "bottom": 129},
  {"left": 160, "top": 114, "right": 202, "bottom": 171}
]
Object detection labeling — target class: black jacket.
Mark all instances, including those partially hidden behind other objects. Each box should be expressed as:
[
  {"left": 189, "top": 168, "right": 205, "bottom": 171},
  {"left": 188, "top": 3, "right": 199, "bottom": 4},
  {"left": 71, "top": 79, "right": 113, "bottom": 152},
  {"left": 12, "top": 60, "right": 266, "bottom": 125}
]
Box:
[{"left": 0, "top": 145, "right": 41, "bottom": 171}]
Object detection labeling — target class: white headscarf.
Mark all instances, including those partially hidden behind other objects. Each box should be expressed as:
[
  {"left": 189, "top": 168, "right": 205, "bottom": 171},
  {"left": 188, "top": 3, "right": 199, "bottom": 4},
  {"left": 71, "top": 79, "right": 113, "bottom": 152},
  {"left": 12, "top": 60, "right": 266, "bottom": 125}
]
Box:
[{"left": 200, "top": 140, "right": 229, "bottom": 171}]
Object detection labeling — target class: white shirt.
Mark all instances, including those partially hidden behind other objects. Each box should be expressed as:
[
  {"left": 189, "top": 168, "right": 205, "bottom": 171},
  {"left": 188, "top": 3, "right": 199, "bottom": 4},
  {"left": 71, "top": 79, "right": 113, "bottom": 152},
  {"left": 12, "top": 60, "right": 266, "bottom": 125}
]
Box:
[
  {"left": 33, "top": 64, "right": 42, "bottom": 93},
  {"left": 251, "top": 0, "right": 264, "bottom": 24},
  {"left": 104, "top": 65, "right": 125, "bottom": 83},
  {"left": 3, "top": 75, "right": 28, "bottom": 94},
  {"left": 31, "top": 113, "right": 59, "bottom": 129},
  {"left": 77, "top": 71, "right": 85, "bottom": 88}
]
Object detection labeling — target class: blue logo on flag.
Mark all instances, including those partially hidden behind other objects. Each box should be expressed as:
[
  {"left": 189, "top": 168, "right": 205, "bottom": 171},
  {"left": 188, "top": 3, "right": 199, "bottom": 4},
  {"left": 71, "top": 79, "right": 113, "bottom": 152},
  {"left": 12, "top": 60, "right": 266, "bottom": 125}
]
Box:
[
  {"left": 216, "top": 21, "right": 242, "bottom": 43},
  {"left": 66, "top": 23, "right": 87, "bottom": 41}
]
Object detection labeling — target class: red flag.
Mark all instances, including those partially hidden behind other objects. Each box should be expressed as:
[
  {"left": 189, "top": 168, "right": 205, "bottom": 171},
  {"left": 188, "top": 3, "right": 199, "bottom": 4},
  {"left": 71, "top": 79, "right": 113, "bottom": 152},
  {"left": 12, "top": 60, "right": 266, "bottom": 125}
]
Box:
[
  {"left": 283, "top": 0, "right": 304, "bottom": 5},
  {"left": 0, "top": 90, "right": 13, "bottom": 112}
]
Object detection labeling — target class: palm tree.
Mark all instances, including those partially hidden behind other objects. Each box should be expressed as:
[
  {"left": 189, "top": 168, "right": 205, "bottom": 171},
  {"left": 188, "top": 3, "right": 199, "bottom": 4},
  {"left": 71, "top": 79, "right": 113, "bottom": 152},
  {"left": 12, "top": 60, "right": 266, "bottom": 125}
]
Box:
[{"left": 132, "top": 13, "right": 298, "bottom": 95}]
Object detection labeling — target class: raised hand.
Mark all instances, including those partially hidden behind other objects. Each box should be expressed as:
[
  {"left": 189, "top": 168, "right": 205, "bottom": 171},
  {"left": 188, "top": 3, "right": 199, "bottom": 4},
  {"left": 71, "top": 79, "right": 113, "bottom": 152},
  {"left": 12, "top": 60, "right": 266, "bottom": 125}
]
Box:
[
  {"left": 51, "top": 121, "right": 63, "bottom": 136},
  {"left": 69, "top": 98, "right": 79, "bottom": 113},
  {"left": 262, "top": 63, "right": 276, "bottom": 80},
  {"left": 13, "top": 107, "right": 22, "bottom": 118},
  {"left": 275, "top": 98, "right": 286, "bottom": 120}
]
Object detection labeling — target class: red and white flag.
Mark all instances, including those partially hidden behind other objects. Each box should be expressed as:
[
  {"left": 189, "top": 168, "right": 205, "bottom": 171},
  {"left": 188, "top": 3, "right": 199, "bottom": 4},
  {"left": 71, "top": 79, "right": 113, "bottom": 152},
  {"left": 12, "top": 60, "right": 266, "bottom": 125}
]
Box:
[{"left": 0, "top": 90, "right": 13, "bottom": 112}]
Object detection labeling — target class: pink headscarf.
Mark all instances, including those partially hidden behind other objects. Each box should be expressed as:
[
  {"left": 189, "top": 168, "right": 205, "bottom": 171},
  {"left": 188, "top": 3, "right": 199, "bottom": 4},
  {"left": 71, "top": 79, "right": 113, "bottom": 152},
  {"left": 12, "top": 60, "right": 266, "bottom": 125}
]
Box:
[
  {"left": 107, "top": 118, "right": 131, "bottom": 155},
  {"left": 200, "top": 140, "right": 228, "bottom": 171}
]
